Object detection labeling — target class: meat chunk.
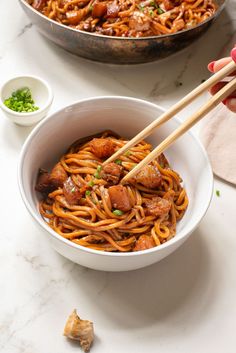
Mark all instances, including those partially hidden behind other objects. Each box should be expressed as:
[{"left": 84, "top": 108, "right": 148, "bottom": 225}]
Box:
[
  {"left": 144, "top": 197, "right": 171, "bottom": 217},
  {"left": 135, "top": 165, "right": 162, "bottom": 189},
  {"left": 63, "top": 177, "right": 82, "bottom": 205},
  {"left": 64, "top": 309, "right": 94, "bottom": 352},
  {"left": 163, "top": 0, "right": 175, "bottom": 11},
  {"left": 35, "top": 169, "right": 54, "bottom": 193},
  {"left": 133, "top": 235, "right": 155, "bottom": 251},
  {"left": 32, "top": 0, "right": 47, "bottom": 11},
  {"left": 129, "top": 11, "right": 151, "bottom": 32},
  {"left": 108, "top": 185, "right": 132, "bottom": 212},
  {"left": 66, "top": 10, "right": 85, "bottom": 25},
  {"left": 92, "top": 2, "right": 107, "bottom": 18},
  {"left": 90, "top": 138, "right": 115, "bottom": 159},
  {"left": 49, "top": 162, "right": 68, "bottom": 188},
  {"left": 106, "top": 1, "right": 120, "bottom": 18},
  {"left": 100, "top": 162, "right": 123, "bottom": 184}
]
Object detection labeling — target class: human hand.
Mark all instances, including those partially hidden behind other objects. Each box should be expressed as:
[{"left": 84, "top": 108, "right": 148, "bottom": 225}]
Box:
[{"left": 208, "top": 47, "right": 236, "bottom": 113}]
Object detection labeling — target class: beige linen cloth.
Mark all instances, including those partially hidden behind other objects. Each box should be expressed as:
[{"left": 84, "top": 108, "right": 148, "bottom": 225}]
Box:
[
  {"left": 200, "top": 42, "right": 236, "bottom": 185},
  {"left": 200, "top": 104, "right": 236, "bottom": 185}
]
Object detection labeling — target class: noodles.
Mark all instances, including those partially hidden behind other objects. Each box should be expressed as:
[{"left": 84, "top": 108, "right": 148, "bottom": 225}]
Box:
[
  {"left": 29, "top": 0, "right": 217, "bottom": 37},
  {"left": 36, "top": 131, "right": 188, "bottom": 252}
]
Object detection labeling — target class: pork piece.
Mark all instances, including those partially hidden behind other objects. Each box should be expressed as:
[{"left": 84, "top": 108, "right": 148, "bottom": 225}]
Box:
[
  {"left": 64, "top": 309, "right": 94, "bottom": 352},
  {"left": 106, "top": 1, "right": 120, "bottom": 18},
  {"left": 66, "top": 11, "right": 84, "bottom": 25},
  {"left": 35, "top": 169, "right": 54, "bottom": 193},
  {"left": 129, "top": 11, "right": 151, "bottom": 32},
  {"left": 50, "top": 162, "right": 68, "bottom": 188},
  {"left": 32, "top": 0, "right": 47, "bottom": 11},
  {"left": 92, "top": 2, "right": 107, "bottom": 18},
  {"left": 63, "top": 177, "right": 82, "bottom": 205},
  {"left": 90, "top": 138, "right": 115, "bottom": 159},
  {"left": 135, "top": 165, "right": 162, "bottom": 189},
  {"left": 133, "top": 235, "right": 155, "bottom": 251},
  {"left": 144, "top": 197, "right": 171, "bottom": 217},
  {"left": 163, "top": 0, "right": 175, "bottom": 11},
  {"left": 100, "top": 162, "right": 123, "bottom": 184},
  {"left": 108, "top": 185, "right": 132, "bottom": 212}
]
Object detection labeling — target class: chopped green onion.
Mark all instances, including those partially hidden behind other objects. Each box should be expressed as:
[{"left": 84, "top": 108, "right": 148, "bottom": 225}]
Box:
[
  {"left": 115, "top": 159, "right": 122, "bottom": 165},
  {"left": 94, "top": 171, "right": 101, "bottom": 179},
  {"left": 157, "top": 7, "right": 164, "bottom": 14},
  {"left": 149, "top": 9, "right": 154, "bottom": 16},
  {"left": 4, "top": 87, "right": 39, "bottom": 113},
  {"left": 71, "top": 186, "right": 76, "bottom": 193},
  {"left": 124, "top": 150, "right": 131, "bottom": 157},
  {"left": 94, "top": 165, "right": 102, "bottom": 179},
  {"left": 88, "top": 180, "right": 94, "bottom": 187},
  {"left": 139, "top": 5, "right": 144, "bottom": 11},
  {"left": 89, "top": 5, "right": 93, "bottom": 11},
  {"left": 85, "top": 190, "right": 91, "bottom": 196},
  {"left": 216, "top": 190, "right": 220, "bottom": 197},
  {"left": 113, "top": 209, "right": 124, "bottom": 216}
]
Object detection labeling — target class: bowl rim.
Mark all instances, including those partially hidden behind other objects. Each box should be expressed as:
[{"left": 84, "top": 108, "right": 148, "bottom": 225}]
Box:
[
  {"left": 18, "top": 95, "right": 214, "bottom": 257},
  {"left": 0, "top": 75, "right": 53, "bottom": 118},
  {"left": 19, "top": 0, "right": 226, "bottom": 41}
]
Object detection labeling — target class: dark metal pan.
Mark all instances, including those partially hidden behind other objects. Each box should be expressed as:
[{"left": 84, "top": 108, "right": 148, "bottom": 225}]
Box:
[{"left": 19, "top": 0, "right": 226, "bottom": 64}]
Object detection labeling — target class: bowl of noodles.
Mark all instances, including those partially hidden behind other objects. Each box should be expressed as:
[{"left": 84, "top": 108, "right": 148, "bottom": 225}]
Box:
[
  {"left": 19, "top": 0, "right": 226, "bottom": 64},
  {"left": 18, "top": 96, "right": 213, "bottom": 271}
]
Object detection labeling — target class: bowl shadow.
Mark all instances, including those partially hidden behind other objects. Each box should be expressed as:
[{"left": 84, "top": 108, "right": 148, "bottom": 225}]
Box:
[{"left": 66, "top": 228, "right": 214, "bottom": 330}]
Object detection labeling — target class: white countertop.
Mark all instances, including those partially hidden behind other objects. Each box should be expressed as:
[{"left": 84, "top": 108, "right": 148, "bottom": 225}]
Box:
[{"left": 1, "top": 1, "right": 236, "bottom": 352}]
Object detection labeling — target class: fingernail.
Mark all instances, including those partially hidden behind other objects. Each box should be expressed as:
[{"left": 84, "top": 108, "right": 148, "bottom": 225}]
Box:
[
  {"left": 208, "top": 61, "right": 215, "bottom": 72},
  {"left": 231, "top": 47, "right": 236, "bottom": 62},
  {"left": 226, "top": 97, "right": 236, "bottom": 111},
  {"left": 222, "top": 96, "right": 236, "bottom": 106}
]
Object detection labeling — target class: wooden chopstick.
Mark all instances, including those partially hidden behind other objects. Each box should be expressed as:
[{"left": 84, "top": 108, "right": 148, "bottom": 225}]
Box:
[
  {"left": 121, "top": 75, "right": 236, "bottom": 184},
  {"left": 104, "top": 60, "right": 236, "bottom": 166}
]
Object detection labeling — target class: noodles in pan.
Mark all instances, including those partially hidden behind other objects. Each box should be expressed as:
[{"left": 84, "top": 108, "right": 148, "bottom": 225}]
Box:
[
  {"left": 36, "top": 131, "right": 188, "bottom": 252},
  {"left": 29, "top": 0, "right": 217, "bottom": 38}
]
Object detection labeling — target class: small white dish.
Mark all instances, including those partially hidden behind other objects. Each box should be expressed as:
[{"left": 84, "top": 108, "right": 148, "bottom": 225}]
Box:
[{"left": 0, "top": 75, "right": 53, "bottom": 126}]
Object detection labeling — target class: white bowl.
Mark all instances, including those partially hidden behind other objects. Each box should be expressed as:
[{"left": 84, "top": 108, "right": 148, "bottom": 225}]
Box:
[
  {"left": 18, "top": 96, "right": 213, "bottom": 271},
  {"left": 0, "top": 75, "right": 53, "bottom": 126}
]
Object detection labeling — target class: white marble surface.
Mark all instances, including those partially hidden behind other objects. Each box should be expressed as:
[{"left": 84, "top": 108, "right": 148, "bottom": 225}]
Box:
[{"left": 1, "top": 1, "right": 236, "bottom": 352}]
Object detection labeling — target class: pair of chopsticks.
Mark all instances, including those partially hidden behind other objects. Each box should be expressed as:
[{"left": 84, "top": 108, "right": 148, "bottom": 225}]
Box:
[{"left": 104, "top": 60, "right": 236, "bottom": 184}]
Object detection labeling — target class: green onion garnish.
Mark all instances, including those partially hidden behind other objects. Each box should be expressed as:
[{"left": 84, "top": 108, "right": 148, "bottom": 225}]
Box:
[
  {"left": 4, "top": 87, "right": 39, "bottom": 113},
  {"left": 113, "top": 209, "right": 124, "bottom": 216},
  {"left": 216, "top": 190, "right": 220, "bottom": 197},
  {"left": 85, "top": 190, "right": 91, "bottom": 196},
  {"left": 157, "top": 7, "right": 164, "bottom": 14},
  {"left": 115, "top": 159, "right": 122, "bottom": 165},
  {"left": 124, "top": 151, "right": 131, "bottom": 157},
  {"left": 94, "top": 171, "right": 101, "bottom": 179},
  {"left": 94, "top": 165, "right": 102, "bottom": 179},
  {"left": 88, "top": 180, "right": 94, "bottom": 187}
]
